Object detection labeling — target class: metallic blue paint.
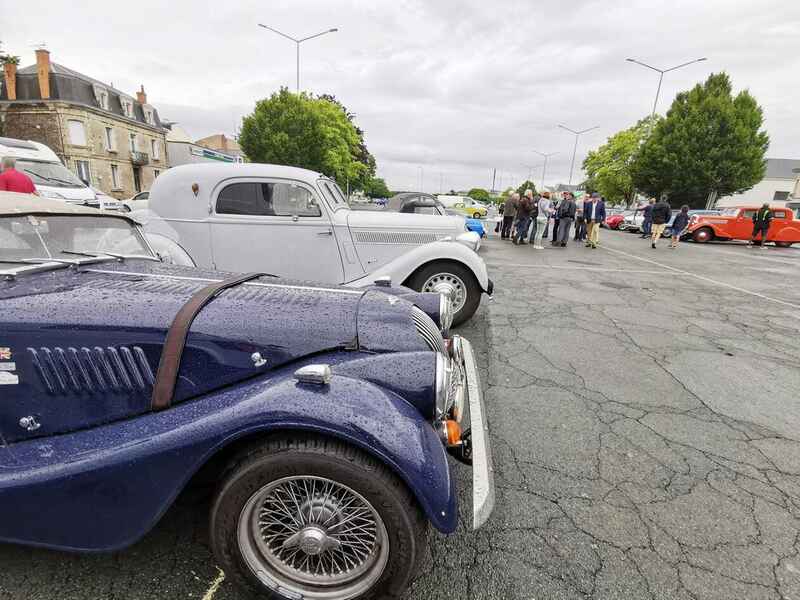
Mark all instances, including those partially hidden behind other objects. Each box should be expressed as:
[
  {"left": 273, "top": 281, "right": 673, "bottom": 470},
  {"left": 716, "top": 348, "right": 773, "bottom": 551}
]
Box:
[{"left": 0, "top": 259, "right": 458, "bottom": 553}]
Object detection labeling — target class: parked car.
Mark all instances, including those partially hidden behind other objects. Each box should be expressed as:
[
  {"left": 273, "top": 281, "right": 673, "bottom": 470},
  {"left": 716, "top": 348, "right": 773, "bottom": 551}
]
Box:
[
  {"left": 618, "top": 208, "right": 645, "bottom": 232},
  {"left": 662, "top": 209, "right": 721, "bottom": 237},
  {"left": 122, "top": 190, "right": 149, "bottom": 212},
  {"left": 0, "top": 193, "right": 495, "bottom": 600},
  {"left": 89, "top": 186, "right": 124, "bottom": 211},
  {"left": 142, "top": 164, "right": 493, "bottom": 325},
  {"left": 685, "top": 206, "right": 800, "bottom": 247},
  {"left": 387, "top": 193, "right": 486, "bottom": 240},
  {"left": 437, "top": 195, "right": 488, "bottom": 219},
  {"left": 605, "top": 213, "right": 627, "bottom": 230}
]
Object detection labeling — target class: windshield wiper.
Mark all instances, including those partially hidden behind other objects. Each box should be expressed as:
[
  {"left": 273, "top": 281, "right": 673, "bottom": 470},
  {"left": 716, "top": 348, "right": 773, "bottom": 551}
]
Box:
[
  {"left": 61, "top": 249, "right": 160, "bottom": 263},
  {"left": 23, "top": 169, "right": 78, "bottom": 186}
]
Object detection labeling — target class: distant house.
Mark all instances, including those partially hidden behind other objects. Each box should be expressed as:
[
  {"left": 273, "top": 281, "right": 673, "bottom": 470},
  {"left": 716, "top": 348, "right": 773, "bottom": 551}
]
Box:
[
  {"left": 0, "top": 49, "right": 168, "bottom": 199},
  {"left": 195, "top": 133, "right": 245, "bottom": 161},
  {"left": 717, "top": 158, "right": 800, "bottom": 207},
  {"left": 165, "top": 124, "right": 243, "bottom": 166}
]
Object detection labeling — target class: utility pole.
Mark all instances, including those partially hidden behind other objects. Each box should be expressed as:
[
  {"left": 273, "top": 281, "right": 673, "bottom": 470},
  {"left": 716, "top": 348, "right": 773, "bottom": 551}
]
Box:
[
  {"left": 558, "top": 125, "right": 599, "bottom": 186},
  {"left": 258, "top": 24, "right": 338, "bottom": 92},
  {"left": 491, "top": 169, "right": 496, "bottom": 194}
]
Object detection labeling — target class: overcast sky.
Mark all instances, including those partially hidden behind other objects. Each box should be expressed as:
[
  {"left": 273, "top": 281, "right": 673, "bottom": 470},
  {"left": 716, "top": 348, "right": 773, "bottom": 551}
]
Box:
[{"left": 2, "top": 0, "right": 798, "bottom": 192}]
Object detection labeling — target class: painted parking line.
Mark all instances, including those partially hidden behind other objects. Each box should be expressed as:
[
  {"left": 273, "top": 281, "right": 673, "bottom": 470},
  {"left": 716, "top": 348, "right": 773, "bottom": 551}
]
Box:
[
  {"left": 485, "top": 262, "right": 665, "bottom": 274},
  {"left": 681, "top": 242, "right": 800, "bottom": 267},
  {"left": 600, "top": 243, "right": 800, "bottom": 310},
  {"left": 201, "top": 569, "right": 225, "bottom": 600}
]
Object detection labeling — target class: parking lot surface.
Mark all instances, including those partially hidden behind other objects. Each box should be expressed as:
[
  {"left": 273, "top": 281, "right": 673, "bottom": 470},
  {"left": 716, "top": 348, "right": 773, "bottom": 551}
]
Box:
[{"left": 2, "top": 231, "right": 800, "bottom": 600}]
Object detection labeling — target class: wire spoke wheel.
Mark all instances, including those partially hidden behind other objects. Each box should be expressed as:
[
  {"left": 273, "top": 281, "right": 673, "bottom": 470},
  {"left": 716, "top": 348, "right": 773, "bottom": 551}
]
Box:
[
  {"left": 422, "top": 272, "right": 467, "bottom": 313},
  {"left": 238, "top": 476, "right": 389, "bottom": 599}
]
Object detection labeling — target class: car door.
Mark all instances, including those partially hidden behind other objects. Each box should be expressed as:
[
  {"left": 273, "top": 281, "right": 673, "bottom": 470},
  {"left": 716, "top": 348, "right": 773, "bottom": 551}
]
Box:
[
  {"left": 729, "top": 209, "right": 755, "bottom": 239},
  {"left": 208, "top": 178, "right": 345, "bottom": 283}
]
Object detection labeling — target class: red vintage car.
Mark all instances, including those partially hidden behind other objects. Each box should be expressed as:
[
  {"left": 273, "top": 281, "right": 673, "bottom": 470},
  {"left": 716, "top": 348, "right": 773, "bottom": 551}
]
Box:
[
  {"left": 686, "top": 206, "right": 800, "bottom": 247},
  {"left": 605, "top": 213, "right": 626, "bottom": 229}
]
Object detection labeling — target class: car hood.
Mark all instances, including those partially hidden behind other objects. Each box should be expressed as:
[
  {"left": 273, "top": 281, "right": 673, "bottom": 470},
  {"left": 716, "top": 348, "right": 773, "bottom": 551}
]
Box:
[
  {"left": 0, "top": 260, "right": 431, "bottom": 442},
  {"left": 346, "top": 209, "right": 464, "bottom": 237}
]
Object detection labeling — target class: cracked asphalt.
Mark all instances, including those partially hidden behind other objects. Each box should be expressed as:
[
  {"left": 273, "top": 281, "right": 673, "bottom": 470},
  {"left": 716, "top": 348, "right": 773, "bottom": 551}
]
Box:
[{"left": 2, "top": 230, "right": 800, "bottom": 600}]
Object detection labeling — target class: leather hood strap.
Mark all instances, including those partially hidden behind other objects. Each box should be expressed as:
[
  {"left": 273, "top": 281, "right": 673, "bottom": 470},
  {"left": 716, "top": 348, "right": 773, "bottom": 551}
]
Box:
[{"left": 151, "top": 272, "right": 266, "bottom": 411}]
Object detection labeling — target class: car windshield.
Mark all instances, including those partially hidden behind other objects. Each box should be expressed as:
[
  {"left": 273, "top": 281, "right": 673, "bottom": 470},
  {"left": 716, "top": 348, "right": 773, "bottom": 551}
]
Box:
[
  {"left": 720, "top": 208, "right": 739, "bottom": 216},
  {"left": 0, "top": 214, "right": 153, "bottom": 263},
  {"left": 16, "top": 159, "right": 87, "bottom": 188}
]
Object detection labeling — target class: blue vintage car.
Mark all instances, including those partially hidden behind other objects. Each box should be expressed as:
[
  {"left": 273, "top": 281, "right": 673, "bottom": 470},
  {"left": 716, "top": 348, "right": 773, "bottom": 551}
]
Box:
[{"left": 0, "top": 194, "right": 494, "bottom": 600}]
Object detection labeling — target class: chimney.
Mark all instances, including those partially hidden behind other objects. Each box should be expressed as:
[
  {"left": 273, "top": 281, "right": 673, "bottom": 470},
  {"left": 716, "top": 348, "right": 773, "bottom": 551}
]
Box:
[
  {"left": 136, "top": 84, "right": 147, "bottom": 105},
  {"left": 35, "top": 48, "right": 51, "bottom": 99},
  {"left": 2, "top": 62, "right": 17, "bottom": 101}
]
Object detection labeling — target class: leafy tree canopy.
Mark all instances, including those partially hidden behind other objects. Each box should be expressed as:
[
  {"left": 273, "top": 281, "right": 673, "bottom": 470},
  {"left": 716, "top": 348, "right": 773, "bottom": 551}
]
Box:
[
  {"left": 239, "top": 88, "right": 372, "bottom": 190},
  {"left": 363, "top": 176, "right": 391, "bottom": 198},
  {"left": 467, "top": 188, "right": 491, "bottom": 203},
  {"left": 583, "top": 116, "right": 657, "bottom": 206},
  {"left": 515, "top": 180, "right": 538, "bottom": 196},
  {"left": 631, "top": 72, "right": 769, "bottom": 208}
]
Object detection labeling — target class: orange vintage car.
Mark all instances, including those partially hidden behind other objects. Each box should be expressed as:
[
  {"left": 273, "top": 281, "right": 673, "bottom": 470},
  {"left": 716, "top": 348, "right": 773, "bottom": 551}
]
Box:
[{"left": 685, "top": 206, "right": 800, "bottom": 248}]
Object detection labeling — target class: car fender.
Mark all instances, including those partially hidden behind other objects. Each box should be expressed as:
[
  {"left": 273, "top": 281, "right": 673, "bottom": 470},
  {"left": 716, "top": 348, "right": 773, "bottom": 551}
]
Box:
[
  {"left": 344, "top": 240, "right": 491, "bottom": 293},
  {"left": 0, "top": 369, "right": 456, "bottom": 552}
]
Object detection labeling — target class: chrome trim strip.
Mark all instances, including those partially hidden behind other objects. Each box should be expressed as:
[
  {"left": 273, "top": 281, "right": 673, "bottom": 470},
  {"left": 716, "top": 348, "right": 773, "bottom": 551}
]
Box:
[
  {"left": 82, "top": 269, "right": 364, "bottom": 295},
  {"left": 459, "top": 336, "right": 495, "bottom": 530}
]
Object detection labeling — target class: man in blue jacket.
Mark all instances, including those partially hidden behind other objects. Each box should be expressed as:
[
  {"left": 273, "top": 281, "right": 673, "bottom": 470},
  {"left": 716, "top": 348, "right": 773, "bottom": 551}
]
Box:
[
  {"left": 640, "top": 198, "right": 655, "bottom": 238},
  {"left": 583, "top": 193, "right": 606, "bottom": 248}
]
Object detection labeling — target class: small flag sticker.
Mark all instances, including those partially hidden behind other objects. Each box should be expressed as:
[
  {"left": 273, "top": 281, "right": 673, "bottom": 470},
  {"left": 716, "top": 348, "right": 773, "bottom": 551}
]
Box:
[{"left": 0, "top": 348, "right": 11, "bottom": 360}]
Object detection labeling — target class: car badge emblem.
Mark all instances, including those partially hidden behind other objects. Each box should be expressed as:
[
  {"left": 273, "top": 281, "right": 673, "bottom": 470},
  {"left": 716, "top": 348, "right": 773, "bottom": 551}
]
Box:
[
  {"left": 251, "top": 352, "right": 267, "bottom": 367},
  {"left": 0, "top": 347, "right": 11, "bottom": 360}
]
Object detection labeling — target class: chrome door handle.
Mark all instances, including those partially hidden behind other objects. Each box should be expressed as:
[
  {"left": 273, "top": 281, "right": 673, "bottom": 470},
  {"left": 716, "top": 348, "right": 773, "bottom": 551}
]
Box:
[{"left": 317, "top": 229, "right": 333, "bottom": 236}]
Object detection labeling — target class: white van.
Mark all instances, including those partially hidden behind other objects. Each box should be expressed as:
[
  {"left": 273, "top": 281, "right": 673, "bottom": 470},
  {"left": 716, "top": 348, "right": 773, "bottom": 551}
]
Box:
[
  {"left": 436, "top": 195, "right": 488, "bottom": 218},
  {"left": 0, "top": 137, "right": 106, "bottom": 207}
]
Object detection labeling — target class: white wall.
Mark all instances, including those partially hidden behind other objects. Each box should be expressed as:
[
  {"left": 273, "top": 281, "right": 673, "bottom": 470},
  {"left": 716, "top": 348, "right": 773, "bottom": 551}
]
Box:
[{"left": 717, "top": 178, "right": 795, "bottom": 207}]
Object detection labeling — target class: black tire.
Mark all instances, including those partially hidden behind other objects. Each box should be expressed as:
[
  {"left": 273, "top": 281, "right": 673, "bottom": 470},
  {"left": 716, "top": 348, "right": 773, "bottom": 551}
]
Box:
[
  {"left": 211, "top": 435, "right": 428, "bottom": 600},
  {"left": 407, "top": 261, "right": 482, "bottom": 327},
  {"left": 775, "top": 241, "right": 793, "bottom": 248},
  {"left": 692, "top": 227, "right": 714, "bottom": 243}
]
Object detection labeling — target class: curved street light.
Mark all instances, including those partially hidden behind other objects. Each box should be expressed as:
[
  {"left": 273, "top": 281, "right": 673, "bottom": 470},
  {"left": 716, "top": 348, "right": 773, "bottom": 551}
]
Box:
[
  {"left": 558, "top": 125, "right": 599, "bottom": 186},
  {"left": 532, "top": 150, "right": 558, "bottom": 191},
  {"left": 258, "top": 24, "right": 339, "bottom": 92},
  {"left": 626, "top": 57, "right": 707, "bottom": 119}
]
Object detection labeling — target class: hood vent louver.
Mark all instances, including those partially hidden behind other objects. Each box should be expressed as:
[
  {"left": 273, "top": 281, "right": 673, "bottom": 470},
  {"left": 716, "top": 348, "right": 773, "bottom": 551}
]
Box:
[
  {"left": 411, "top": 307, "right": 446, "bottom": 354},
  {"left": 28, "top": 346, "right": 154, "bottom": 395}
]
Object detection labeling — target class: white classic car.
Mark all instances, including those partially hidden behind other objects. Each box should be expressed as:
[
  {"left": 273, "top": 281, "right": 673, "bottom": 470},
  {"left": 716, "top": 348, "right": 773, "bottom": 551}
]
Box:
[{"left": 141, "top": 163, "right": 493, "bottom": 325}]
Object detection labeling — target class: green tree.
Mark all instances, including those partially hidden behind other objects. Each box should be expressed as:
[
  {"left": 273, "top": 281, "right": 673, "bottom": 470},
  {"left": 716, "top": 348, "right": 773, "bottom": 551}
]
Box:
[
  {"left": 363, "top": 176, "right": 390, "bottom": 198},
  {"left": 467, "top": 188, "right": 491, "bottom": 203},
  {"left": 583, "top": 116, "right": 657, "bottom": 206},
  {"left": 631, "top": 72, "right": 769, "bottom": 208},
  {"left": 239, "top": 88, "right": 369, "bottom": 190},
  {"left": 515, "top": 180, "right": 537, "bottom": 196}
]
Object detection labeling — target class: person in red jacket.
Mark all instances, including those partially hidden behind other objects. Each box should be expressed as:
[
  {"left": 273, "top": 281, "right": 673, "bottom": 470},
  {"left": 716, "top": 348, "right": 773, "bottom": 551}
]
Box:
[{"left": 0, "top": 157, "right": 37, "bottom": 194}]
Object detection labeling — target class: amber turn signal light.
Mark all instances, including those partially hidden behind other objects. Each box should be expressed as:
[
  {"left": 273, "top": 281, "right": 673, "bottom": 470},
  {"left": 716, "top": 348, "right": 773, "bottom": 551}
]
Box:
[{"left": 444, "top": 420, "right": 462, "bottom": 446}]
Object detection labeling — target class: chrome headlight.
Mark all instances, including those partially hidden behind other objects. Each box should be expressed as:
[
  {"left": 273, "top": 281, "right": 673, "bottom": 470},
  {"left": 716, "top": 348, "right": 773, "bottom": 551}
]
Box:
[
  {"left": 435, "top": 353, "right": 450, "bottom": 418},
  {"left": 438, "top": 293, "right": 453, "bottom": 337},
  {"left": 456, "top": 231, "right": 480, "bottom": 252}
]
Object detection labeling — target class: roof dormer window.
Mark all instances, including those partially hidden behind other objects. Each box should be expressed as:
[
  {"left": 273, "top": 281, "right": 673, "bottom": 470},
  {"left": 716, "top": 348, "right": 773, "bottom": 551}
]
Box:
[
  {"left": 92, "top": 84, "right": 110, "bottom": 110},
  {"left": 120, "top": 96, "right": 134, "bottom": 119},
  {"left": 142, "top": 104, "right": 154, "bottom": 125}
]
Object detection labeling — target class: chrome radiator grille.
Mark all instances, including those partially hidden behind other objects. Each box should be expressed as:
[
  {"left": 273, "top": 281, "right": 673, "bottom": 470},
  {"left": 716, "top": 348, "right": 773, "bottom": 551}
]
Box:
[{"left": 411, "top": 306, "right": 445, "bottom": 354}]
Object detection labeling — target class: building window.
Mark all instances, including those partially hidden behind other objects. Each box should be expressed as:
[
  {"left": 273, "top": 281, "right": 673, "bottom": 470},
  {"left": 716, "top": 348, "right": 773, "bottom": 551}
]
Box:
[
  {"left": 67, "top": 120, "right": 87, "bottom": 146},
  {"left": 154, "top": 169, "right": 161, "bottom": 178},
  {"left": 129, "top": 132, "right": 137, "bottom": 153},
  {"left": 151, "top": 139, "right": 160, "bottom": 160},
  {"left": 111, "top": 164, "right": 120, "bottom": 189},
  {"left": 121, "top": 98, "right": 133, "bottom": 118},
  {"left": 144, "top": 109, "right": 154, "bottom": 125},
  {"left": 773, "top": 191, "right": 791, "bottom": 202},
  {"left": 92, "top": 84, "right": 110, "bottom": 110},
  {"left": 75, "top": 160, "right": 91, "bottom": 184},
  {"left": 104, "top": 127, "right": 117, "bottom": 152}
]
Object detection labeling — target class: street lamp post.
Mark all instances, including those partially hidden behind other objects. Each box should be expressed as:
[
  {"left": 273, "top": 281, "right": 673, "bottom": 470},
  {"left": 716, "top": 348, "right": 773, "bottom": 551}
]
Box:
[
  {"left": 558, "top": 125, "right": 598, "bottom": 186},
  {"left": 533, "top": 150, "right": 558, "bottom": 191},
  {"left": 625, "top": 57, "right": 707, "bottom": 120},
  {"left": 258, "top": 24, "right": 338, "bottom": 92}
]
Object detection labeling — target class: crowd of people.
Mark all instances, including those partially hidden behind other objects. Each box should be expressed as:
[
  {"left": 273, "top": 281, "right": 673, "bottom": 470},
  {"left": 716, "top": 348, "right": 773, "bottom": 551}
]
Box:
[{"left": 495, "top": 189, "right": 693, "bottom": 250}]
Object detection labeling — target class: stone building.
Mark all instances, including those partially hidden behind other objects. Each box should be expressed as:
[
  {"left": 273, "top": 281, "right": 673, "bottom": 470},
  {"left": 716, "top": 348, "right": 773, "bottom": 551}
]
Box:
[
  {"left": 166, "top": 124, "right": 243, "bottom": 167},
  {"left": 195, "top": 133, "right": 246, "bottom": 161},
  {"left": 0, "top": 49, "right": 168, "bottom": 199}
]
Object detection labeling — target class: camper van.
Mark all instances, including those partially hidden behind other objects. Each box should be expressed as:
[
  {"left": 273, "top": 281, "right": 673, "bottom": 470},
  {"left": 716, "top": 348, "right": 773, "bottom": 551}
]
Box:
[{"left": 0, "top": 137, "right": 103, "bottom": 207}]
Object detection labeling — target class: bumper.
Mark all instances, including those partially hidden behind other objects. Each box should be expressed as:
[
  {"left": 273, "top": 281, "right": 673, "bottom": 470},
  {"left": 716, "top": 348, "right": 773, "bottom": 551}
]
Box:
[
  {"left": 458, "top": 336, "right": 496, "bottom": 530},
  {"left": 486, "top": 278, "right": 494, "bottom": 295}
]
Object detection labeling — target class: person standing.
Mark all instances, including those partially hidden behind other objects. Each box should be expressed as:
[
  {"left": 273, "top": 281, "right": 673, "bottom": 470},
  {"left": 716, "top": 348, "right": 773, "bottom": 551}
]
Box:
[
  {"left": 573, "top": 205, "right": 586, "bottom": 242},
  {"left": 0, "top": 157, "right": 37, "bottom": 194},
  {"left": 748, "top": 203, "right": 773, "bottom": 249},
  {"left": 551, "top": 193, "right": 565, "bottom": 244},
  {"left": 495, "top": 202, "right": 504, "bottom": 234},
  {"left": 523, "top": 189, "right": 539, "bottom": 244},
  {"left": 650, "top": 194, "right": 671, "bottom": 249},
  {"left": 500, "top": 192, "right": 516, "bottom": 240},
  {"left": 532, "top": 192, "right": 552, "bottom": 249},
  {"left": 670, "top": 205, "right": 690, "bottom": 248},
  {"left": 554, "top": 192, "right": 576, "bottom": 247},
  {"left": 513, "top": 191, "right": 533, "bottom": 245},
  {"left": 584, "top": 192, "right": 606, "bottom": 249},
  {"left": 640, "top": 198, "right": 655, "bottom": 238}
]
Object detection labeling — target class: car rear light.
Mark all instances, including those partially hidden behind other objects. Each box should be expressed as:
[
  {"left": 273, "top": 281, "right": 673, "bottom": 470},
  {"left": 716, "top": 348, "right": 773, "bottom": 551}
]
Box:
[{"left": 437, "top": 419, "right": 462, "bottom": 446}]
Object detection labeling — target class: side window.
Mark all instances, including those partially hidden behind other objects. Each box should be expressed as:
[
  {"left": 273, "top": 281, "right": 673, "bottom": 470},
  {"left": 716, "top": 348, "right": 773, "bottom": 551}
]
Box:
[
  {"left": 217, "top": 182, "right": 321, "bottom": 217},
  {"left": 772, "top": 210, "right": 786, "bottom": 220},
  {"left": 741, "top": 210, "right": 756, "bottom": 219}
]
